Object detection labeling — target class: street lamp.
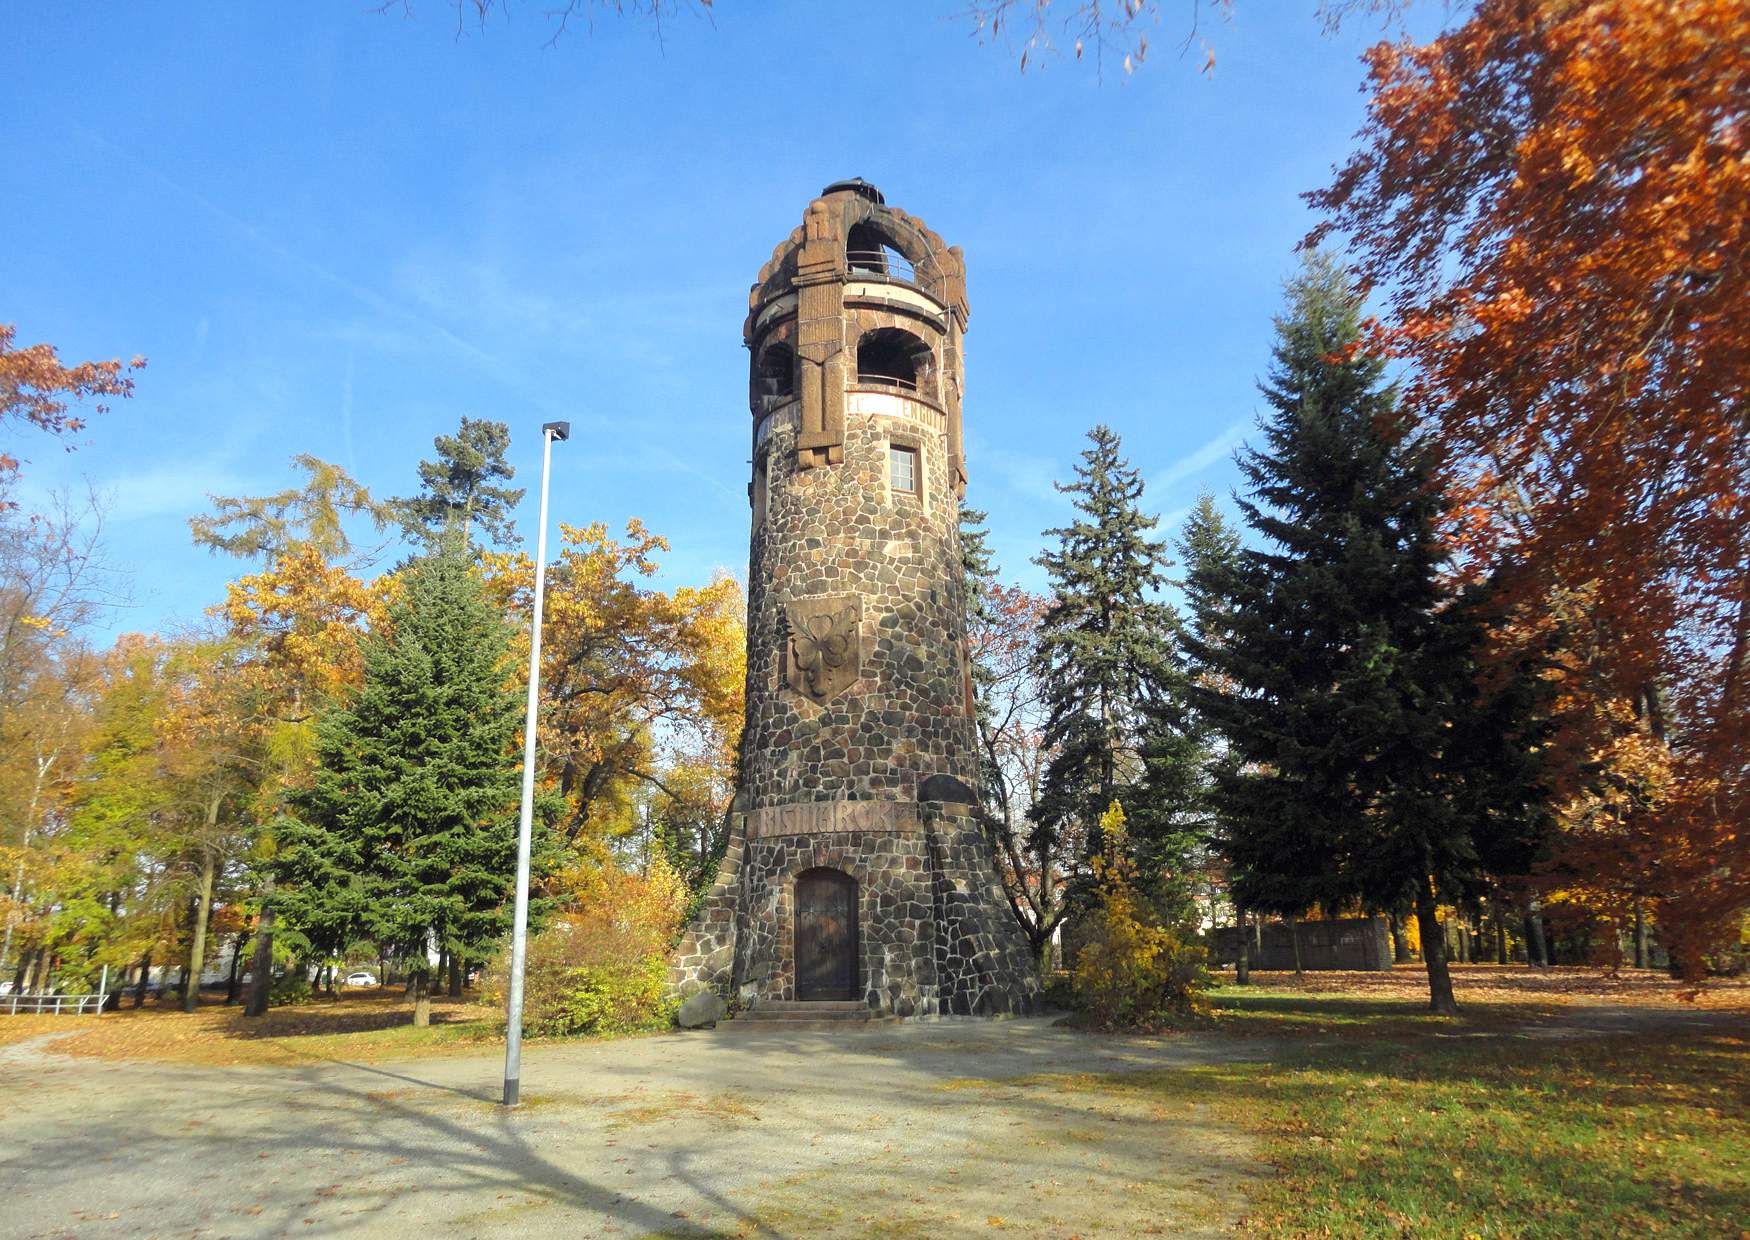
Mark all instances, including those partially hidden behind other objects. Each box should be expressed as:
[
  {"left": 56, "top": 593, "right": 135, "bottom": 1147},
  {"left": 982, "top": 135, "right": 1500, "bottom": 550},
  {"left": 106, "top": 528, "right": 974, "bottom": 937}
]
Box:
[{"left": 503, "top": 418, "right": 568, "bottom": 1107}]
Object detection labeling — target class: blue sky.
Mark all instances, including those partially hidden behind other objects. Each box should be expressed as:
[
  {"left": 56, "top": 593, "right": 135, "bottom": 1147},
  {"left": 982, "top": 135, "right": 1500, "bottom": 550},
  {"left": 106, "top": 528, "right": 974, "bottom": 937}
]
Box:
[{"left": 3, "top": 1, "right": 1450, "bottom": 639}]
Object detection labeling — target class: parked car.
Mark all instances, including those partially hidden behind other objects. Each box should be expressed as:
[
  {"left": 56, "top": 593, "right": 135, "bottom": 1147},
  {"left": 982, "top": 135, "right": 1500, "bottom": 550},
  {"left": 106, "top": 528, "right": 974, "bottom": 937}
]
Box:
[{"left": 343, "top": 971, "right": 379, "bottom": 988}]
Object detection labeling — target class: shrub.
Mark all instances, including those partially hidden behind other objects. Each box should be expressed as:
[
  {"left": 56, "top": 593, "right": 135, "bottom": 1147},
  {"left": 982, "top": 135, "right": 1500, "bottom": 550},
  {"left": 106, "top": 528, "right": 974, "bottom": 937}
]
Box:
[
  {"left": 1070, "top": 803, "right": 1210, "bottom": 1028},
  {"left": 270, "top": 970, "right": 313, "bottom": 1006},
  {"left": 481, "top": 857, "right": 686, "bottom": 1037}
]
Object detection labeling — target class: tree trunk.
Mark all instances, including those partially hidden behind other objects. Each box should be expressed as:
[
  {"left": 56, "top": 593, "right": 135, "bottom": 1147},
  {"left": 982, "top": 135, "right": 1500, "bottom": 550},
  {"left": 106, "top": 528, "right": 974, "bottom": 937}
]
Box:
[
  {"left": 412, "top": 970, "right": 432, "bottom": 1028},
  {"left": 19, "top": 946, "right": 43, "bottom": 994},
  {"left": 1287, "top": 914, "right": 1304, "bottom": 974},
  {"left": 133, "top": 950, "right": 152, "bottom": 1008},
  {"left": 1633, "top": 902, "right": 1649, "bottom": 969},
  {"left": 244, "top": 902, "right": 275, "bottom": 1019},
  {"left": 225, "top": 934, "right": 244, "bottom": 1004},
  {"left": 1493, "top": 899, "right": 1509, "bottom": 964},
  {"left": 183, "top": 844, "right": 218, "bottom": 1013},
  {"left": 448, "top": 952, "right": 463, "bottom": 998},
  {"left": 1235, "top": 905, "right": 1251, "bottom": 985},
  {"left": 1415, "top": 875, "right": 1459, "bottom": 1014},
  {"left": 0, "top": 851, "right": 26, "bottom": 981},
  {"left": 1526, "top": 905, "right": 1548, "bottom": 966},
  {"left": 1389, "top": 912, "right": 1412, "bottom": 963}
]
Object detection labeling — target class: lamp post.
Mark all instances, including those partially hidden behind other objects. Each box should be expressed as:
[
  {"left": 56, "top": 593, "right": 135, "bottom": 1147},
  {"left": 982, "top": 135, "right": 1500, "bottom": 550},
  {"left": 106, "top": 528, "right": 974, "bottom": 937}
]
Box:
[{"left": 503, "top": 418, "right": 568, "bottom": 1108}]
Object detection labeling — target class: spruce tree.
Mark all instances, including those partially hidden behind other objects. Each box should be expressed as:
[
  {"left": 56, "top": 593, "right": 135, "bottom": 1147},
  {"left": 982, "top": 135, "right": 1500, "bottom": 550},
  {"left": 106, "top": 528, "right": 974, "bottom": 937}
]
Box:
[
  {"left": 279, "top": 541, "right": 530, "bottom": 1025},
  {"left": 1192, "top": 252, "right": 1542, "bottom": 1014},
  {"left": 393, "top": 417, "right": 525, "bottom": 551},
  {"left": 960, "top": 500, "right": 1001, "bottom": 735},
  {"left": 1176, "top": 494, "right": 1251, "bottom": 975},
  {"left": 1031, "top": 425, "right": 1188, "bottom": 879}
]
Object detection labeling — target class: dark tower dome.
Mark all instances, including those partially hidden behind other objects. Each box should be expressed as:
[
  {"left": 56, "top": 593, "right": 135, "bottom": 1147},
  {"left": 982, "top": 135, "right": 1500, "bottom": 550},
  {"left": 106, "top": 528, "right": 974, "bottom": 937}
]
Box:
[{"left": 820, "top": 177, "right": 885, "bottom": 204}]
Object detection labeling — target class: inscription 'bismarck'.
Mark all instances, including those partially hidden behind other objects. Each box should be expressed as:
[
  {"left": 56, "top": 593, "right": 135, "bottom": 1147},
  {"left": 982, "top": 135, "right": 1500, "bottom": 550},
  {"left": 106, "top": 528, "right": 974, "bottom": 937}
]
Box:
[{"left": 746, "top": 799, "right": 920, "bottom": 839}]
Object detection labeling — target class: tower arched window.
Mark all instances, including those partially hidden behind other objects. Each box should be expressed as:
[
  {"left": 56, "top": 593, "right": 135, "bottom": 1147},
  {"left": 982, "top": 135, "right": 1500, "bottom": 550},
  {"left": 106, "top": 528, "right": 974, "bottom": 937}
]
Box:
[
  {"left": 756, "top": 341, "right": 795, "bottom": 400},
  {"left": 846, "top": 223, "right": 913, "bottom": 285},
  {"left": 856, "top": 328, "right": 933, "bottom": 396}
]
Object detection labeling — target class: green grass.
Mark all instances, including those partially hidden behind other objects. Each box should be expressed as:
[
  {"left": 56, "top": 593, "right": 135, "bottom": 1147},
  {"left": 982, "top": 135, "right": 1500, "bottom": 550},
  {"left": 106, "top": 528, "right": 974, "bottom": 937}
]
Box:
[
  {"left": 1202, "top": 984, "right": 1570, "bottom": 1039},
  {"left": 1048, "top": 989, "right": 1750, "bottom": 1239}
]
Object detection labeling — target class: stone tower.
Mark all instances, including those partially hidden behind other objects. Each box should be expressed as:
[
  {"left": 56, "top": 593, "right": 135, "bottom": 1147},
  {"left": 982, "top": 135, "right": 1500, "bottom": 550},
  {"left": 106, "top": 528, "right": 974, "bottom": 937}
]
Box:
[{"left": 671, "top": 180, "right": 1040, "bottom": 1018}]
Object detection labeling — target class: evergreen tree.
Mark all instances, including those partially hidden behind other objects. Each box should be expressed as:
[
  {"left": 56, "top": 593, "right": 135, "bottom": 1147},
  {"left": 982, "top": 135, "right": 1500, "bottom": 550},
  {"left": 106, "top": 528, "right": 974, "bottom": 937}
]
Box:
[
  {"left": 1031, "top": 425, "right": 1188, "bottom": 880},
  {"left": 1176, "top": 494, "right": 1251, "bottom": 975},
  {"left": 393, "top": 417, "right": 525, "bottom": 551},
  {"left": 960, "top": 500, "right": 1001, "bottom": 732},
  {"left": 1192, "top": 252, "right": 1545, "bottom": 1014},
  {"left": 277, "top": 541, "right": 534, "bottom": 1025}
]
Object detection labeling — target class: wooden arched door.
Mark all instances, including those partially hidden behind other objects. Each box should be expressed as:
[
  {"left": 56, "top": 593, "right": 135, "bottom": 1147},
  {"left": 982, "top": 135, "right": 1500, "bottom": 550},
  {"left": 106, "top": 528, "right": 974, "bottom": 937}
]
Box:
[{"left": 794, "top": 868, "right": 859, "bottom": 1001}]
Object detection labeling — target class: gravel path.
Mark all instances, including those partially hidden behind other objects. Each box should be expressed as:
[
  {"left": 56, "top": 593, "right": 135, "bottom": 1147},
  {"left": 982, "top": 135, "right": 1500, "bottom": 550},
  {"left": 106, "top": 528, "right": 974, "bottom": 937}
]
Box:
[{"left": 0, "top": 1017, "right": 1265, "bottom": 1239}]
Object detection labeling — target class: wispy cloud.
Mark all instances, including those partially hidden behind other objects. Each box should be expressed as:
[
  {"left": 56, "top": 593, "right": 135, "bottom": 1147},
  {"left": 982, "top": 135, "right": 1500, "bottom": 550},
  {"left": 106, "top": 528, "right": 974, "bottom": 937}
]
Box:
[
  {"left": 974, "top": 442, "right": 1066, "bottom": 506},
  {"left": 102, "top": 457, "right": 254, "bottom": 524},
  {"left": 1159, "top": 505, "right": 1191, "bottom": 536},
  {"left": 72, "top": 124, "right": 499, "bottom": 368},
  {"left": 395, "top": 256, "right": 595, "bottom": 344},
  {"left": 1153, "top": 418, "right": 1250, "bottom": 493}
]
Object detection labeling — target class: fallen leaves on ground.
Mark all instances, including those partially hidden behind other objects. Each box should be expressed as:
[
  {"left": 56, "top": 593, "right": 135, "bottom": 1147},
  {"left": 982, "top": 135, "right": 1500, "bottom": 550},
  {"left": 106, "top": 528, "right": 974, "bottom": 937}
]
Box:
[
  {"left": 1236, "top": 964, "right": 1750, "bottom": 1010},
  {"left": 5, "top": 989, "right": 500, "bottom": 1066}
]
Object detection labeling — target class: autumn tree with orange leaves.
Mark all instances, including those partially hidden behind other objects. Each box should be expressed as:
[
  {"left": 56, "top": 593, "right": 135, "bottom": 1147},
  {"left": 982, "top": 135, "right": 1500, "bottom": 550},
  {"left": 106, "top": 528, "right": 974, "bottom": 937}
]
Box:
[
  {"left": 1310, "top": 0, "right": 1750, "bottom": 971},
  {"left": 0, "top": 324, "right": 143, "bottom": 488},
  {"left": 482, "top": 521, "right": 745, "bottom": 858}
]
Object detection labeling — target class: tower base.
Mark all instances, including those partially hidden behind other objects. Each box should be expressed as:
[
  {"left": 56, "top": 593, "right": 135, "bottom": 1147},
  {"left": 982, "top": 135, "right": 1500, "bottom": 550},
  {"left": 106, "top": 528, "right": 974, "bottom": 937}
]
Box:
[{"left": 670, "top": 796, "right": 1042, "bottom": 1018}]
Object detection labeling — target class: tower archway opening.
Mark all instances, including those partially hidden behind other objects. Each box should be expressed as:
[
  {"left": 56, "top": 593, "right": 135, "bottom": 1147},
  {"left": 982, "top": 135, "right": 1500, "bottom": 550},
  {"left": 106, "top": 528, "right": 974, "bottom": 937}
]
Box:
[
  {"left": 846, "top": 223, "right": 915, "bottom": 286},
  {"left": 756, "top": 341, "right": 795, "bottom": 399},
  {"left": 856, "top": 328, "right": 933, "bottom": 396}
]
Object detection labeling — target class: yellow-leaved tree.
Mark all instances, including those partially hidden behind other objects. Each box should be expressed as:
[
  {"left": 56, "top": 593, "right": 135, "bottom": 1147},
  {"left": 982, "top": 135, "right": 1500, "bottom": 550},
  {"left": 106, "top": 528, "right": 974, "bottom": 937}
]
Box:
[
  {"left": 1071, "top": 802, "right": 1210, "bottom": 1028},
  {"left": 481, "top": 520, "right": 745, "bottom": 861}
]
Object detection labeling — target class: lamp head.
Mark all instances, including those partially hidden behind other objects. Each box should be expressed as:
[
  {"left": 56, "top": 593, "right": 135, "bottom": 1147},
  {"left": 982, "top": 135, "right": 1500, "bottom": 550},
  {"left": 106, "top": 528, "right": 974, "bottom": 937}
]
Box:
[{"left": 542, "top": 420, "right": 571, "bottom": 442}]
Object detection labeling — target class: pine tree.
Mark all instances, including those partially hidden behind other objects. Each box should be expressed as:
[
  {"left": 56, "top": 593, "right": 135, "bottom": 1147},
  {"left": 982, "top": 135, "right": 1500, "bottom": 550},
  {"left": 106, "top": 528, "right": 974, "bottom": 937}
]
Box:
[
  {"left": 1193, "top": 252, "right": 1545, "bottom": 1015},
  {"left": 960, "top": 500, "right": 1001, "bottom": 730},
  {"left": 1031, "top": 425, "right": 1188, "bottom": 880},
  {"left": 278, "top": 541, "right": 531, "bottom": 1025},
  {"left": 393, "top": 417, "right": 525, "bottom": 551},
  {"left": 1176, "top": 494, "right": 1251, "bottom": 977}
]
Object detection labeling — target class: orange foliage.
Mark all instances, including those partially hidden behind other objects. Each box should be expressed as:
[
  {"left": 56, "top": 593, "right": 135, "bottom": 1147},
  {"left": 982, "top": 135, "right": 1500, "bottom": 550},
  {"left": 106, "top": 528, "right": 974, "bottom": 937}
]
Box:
[
  {"left": 0, "top": 323, "right": 144, "bottom": 483},
  {"left": 481, "top": 521, "right": 744, "bottom": 843},
  {"left": 217, "top": 546, "right": 391, "bottom": 713},
  {"left": 1311, "top": 0, "right": 1750, "bottom": 970}
]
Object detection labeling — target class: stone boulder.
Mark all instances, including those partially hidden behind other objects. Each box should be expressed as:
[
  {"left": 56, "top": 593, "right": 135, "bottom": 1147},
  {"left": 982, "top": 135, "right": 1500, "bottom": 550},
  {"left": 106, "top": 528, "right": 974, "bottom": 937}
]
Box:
[{"left": 676, "top": 989, "right": 726, "bottom": 1029}]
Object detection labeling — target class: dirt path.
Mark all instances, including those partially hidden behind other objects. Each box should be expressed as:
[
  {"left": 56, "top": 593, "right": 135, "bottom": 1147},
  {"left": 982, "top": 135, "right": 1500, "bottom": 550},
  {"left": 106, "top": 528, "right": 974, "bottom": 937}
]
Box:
[
  {"left": 0, "top": 1017, "right": 1266, "bottom": 1239},
  {"left": 8, "top": 1002, "right": 1737, "bottom": 1239}
]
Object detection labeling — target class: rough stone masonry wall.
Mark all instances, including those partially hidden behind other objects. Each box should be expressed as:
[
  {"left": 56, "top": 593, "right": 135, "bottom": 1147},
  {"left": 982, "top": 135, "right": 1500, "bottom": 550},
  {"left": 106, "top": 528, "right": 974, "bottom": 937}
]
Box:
[
  {"left": 926, "top": 806, "right": 1041, "bottom": 1016},
  {"left": 730, "top": 828, "right": 940, "bottom": 1016},
  {"left": 741, "top": 401, "right": 976, "bottom": 807}
]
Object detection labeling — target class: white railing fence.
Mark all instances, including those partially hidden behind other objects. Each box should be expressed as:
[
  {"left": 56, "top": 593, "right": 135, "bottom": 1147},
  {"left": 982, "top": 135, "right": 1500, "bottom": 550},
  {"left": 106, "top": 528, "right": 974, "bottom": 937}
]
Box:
[{"left": 3, "top": 966, "right": 107, "bottom": 1016}]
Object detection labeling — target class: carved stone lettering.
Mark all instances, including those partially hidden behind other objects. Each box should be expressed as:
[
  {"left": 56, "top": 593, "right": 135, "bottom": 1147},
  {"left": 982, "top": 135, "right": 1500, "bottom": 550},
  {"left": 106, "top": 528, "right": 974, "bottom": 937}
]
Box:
[{"left": 747, "top": 800, "right": 921, "bottom": 839}]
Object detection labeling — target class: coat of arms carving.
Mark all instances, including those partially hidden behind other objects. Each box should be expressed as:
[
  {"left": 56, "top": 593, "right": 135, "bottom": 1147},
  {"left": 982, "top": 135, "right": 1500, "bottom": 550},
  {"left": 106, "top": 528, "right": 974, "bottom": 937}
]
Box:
[{"left": 784, "top": 594, "right": 864, "bottom": 703}]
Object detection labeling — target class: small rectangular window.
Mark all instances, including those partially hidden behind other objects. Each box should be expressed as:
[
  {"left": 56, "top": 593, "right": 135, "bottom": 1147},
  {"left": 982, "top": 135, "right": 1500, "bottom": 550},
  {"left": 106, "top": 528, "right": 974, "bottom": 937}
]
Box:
[{"left": 889, "top": 445, "right": 919, "bottom": 495}]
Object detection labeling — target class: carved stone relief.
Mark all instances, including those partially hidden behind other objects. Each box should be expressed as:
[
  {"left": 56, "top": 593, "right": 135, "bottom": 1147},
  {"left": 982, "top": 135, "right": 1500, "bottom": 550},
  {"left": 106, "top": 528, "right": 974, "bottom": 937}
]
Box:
[{"left": 783, "top": 594, "right": 863, "bottom": 702}]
